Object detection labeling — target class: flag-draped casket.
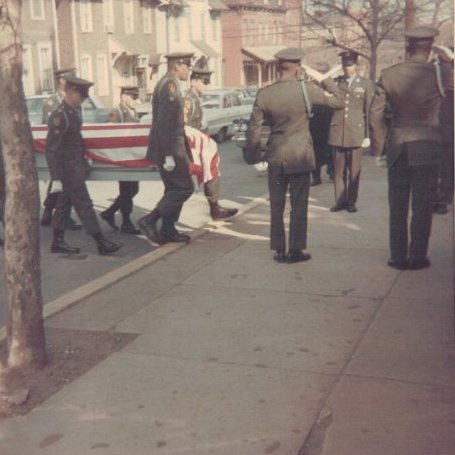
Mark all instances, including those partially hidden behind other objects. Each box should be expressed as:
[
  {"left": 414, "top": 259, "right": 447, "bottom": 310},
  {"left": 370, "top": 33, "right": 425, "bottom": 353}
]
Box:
[{"left": 31, "top": 123, "right": 220, "bottom": 184}]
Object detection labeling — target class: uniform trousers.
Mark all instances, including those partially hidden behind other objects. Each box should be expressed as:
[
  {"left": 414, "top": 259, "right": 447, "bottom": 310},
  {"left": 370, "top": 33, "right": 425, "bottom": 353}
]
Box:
[
  {"left": 388, "top": 151, "right": 438, "bottom": 263},
  {"left": 110, "top": 181, "right": 139, "bottom": 216},
  {"left": 332, "top": 147, "right": 363, "bottom": 206},
  {"left": 157, "top": 163, "right": 194, "bottom": 226},
  {"left": 268, "top": 165, "right": 311, "bottom": 252},
  {"left": 52, "top": 183, "right": 101, "bottom": 234},
  {"left": 435, "top": 141, "right": 454, "bottom": 205},
  {"left": 204, "top": 177, "right": 220, "bottom": 204}
]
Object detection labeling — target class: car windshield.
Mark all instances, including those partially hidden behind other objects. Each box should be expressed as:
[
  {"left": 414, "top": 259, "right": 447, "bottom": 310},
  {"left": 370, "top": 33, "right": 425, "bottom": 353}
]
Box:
[{"left": 26, "top": 98, "right": 46, "bottom": 112}]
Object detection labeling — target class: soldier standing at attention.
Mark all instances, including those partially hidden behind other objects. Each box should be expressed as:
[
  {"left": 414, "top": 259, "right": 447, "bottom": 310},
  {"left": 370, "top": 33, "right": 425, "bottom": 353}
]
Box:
[
  {"left": 45, "top": 75, "right": 122, "bottom": 256},
  {"left": 101, "top": 86, "right": 141, "bottom": 235},
  {"left": 369, "top": 26, "right": 442, "bottom": 270},
  {"left": 41, "top": 68, "right": 81, "bottom": 230},
  {"left": 138, "top": 52, "right": 194, "bottom": 245},
  {"left": 328, "top": 51, "right": 374, "bottom": 213},
  {"left": 184, "top": 68, "right": 238, "bottom": 220},
  {"left": 245, "top": 48, "right": 344, "bottom": 264}
]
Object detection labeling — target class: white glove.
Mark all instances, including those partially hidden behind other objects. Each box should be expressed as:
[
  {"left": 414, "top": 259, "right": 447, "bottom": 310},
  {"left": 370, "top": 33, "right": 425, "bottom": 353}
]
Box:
[
  {"left": 49, "top": 180, "right": 63, "bottom": 193},
  {"left": 254, "top": 161, "right": 268, "bottom": 172},
  {"left": 375, "top": 156, "right": 387, "bottom": 169},
  {"left": 163, "top": 156, "right": 176, "bottom": 172},
  {"left": 361, "top": 138, "right": 371, "bottom": 148}
]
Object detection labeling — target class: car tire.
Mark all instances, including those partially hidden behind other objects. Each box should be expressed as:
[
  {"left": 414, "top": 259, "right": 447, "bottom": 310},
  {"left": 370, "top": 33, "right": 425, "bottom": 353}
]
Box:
[{"left": 214, "top": 127, "right": 227, "bottom": 143}]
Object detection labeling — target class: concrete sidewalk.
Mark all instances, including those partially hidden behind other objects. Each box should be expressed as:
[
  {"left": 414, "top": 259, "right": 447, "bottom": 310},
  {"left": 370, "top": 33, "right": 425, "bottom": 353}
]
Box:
[{"left": 1, "top": 156, "right": 454, "bottom": 455}]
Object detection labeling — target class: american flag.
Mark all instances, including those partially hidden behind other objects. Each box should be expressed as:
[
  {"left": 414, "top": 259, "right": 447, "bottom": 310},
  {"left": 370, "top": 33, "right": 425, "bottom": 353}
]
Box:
[{"left": 31, "top": 123, "right": 220, "bottom": 185}]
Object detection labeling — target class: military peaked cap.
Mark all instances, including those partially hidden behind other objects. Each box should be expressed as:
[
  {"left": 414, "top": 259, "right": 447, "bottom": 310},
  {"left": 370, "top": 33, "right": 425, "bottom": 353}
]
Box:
[
  {"left": 190, "top": 68, "right": 213, "bottom": 83},
  {"left": 339, "top": 51, "right": 359, "bottom": 66},
  {"left": 120, "top": 86, "right": 140, "bottom": 97},
  {"left": 62, "top": 75, "right": 94, "bottom": 96},
  {"left": 165, "top": 52, "right": 194, "bottom": 66},
  {"left": 404, "top": 26, "right": 439, "bottom": 41},
  {"left": 274, "top": 48, "right": 305, "bottom": 63},
  {"left": 312, "top": 61, "right": 330, "bottom": 73},
  {"left": 54, "top": 67, "right": 76, "bottom": 78}
]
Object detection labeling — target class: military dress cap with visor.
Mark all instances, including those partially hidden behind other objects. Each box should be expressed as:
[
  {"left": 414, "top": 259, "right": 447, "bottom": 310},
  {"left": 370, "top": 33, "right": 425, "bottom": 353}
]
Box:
[
  {"left": 62, "top": 74, "right": 94, "bottom": 98},
  {"left": 404, "top": 26, "right": 439, "bottom": 48},
  {"left": 54, "top": 67, "right": 76, "bottom": 78},
  {"left": 164, "top": 52, "right": 194, "bottom": 66},
  {"left": 274, "top": 47, "right": 305, "bottom": 63},
  {"left": 339, "top": 51, "right": 359, "bottom": 66},
  {"left": 191, "top": 68, "right": 213, "bottom": 84},
  {"left": 120, "top": 86, "right": 140, "bottom": 99}
]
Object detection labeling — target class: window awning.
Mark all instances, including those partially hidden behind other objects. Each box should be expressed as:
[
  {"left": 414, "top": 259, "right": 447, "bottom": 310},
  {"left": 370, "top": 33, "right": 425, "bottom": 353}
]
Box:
[
  {"left": 191, "top": 40, "right": 220, "bottom": 58},
  {"left": 242, "top": 46, "right": 286, "bottom": 63},
  {"left": 108, "top": 36, "right": 138, "bottom": 64}
]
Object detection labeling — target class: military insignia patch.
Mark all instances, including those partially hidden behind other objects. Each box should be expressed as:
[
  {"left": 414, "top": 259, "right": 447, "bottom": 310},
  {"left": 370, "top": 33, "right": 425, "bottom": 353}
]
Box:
[
  {"left": 53, "top": 116, "right": 61, "bottom": 127},
  {"left": 168, "top": 82, "right": 176, "bottom": 93}
]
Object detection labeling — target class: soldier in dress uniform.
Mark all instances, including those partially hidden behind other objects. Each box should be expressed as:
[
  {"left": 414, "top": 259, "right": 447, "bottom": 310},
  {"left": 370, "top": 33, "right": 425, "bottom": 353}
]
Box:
[
  {"left": 184, "top": 68, "right": 238, "bottom": 220},
  {"left": 138, "top": 52, "right": 194, "bottom": 245},
  {"left": 328, "top": 51, "right": 374, "bottom": 212},
  {"left": 100, "top": 86, "right": 141, "bottom": 235},
  {"left": 41, "top": 67, "right": 82, "bottom": 230},
  {"left": 45, "top": 75, "right": 122, "bottom": 256},
  {"left": 245, "top": 48, "right": 345, "bottom": 263},
  {"left": 369, "top": 26, "right": 442, "bottom": 270}
]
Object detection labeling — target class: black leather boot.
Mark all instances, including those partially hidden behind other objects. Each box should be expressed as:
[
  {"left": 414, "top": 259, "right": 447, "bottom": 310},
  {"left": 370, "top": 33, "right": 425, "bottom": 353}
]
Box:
[
  {"left": 120, "top": 218, "right": 141, "bottom": 235},
  {"left": 93, "top": 232, "right": 122, "bottom": 255},
  {"left": 138, "top": 209, "right": 163, "bottom": 243},
  {"left": 51, "top": 229, "right": 80, "bottom": 254},
  {"left": 209, "top": 202, "right": 238, "bottom": 220}
]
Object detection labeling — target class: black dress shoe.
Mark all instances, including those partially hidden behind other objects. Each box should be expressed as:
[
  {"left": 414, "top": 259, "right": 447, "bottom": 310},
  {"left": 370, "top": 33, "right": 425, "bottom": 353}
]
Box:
[
  {"left": 138, "top": 216, "right": 165, "bottom": 244},
  {"left": 120, "top": 220, "right": 141, "bottom": 235},
  {"left": 387, "top": 258, "right": 408, "bottom": 270},
  {"left": 210, "top": 205, "right": 238, "bottom": 220},
  {"left": 51, "top": 240, "right": 81, "bottom": 255},
  {"left": 286, "top": 250, "right": 312, "bottom": 263},
  {"left": 97, "top": 238, "right": 123, "bottom": 255},
  {"left": 330, "top": 204, "right": 346, "bottom": 212},
  {"left": 273, "top": 250, "right": 286, "bottom": 263},
  {"left": 100, "top": 211, "right": 118, "bottom": 230},
  {"left": 407, "top": 258, "right": 431, "bottom": 270},
  {"left": 161, "top": 230, "right": 191, "bottom": 243},
  {"left": 347, "top": 205, "right": 357, "bottom": 213}
]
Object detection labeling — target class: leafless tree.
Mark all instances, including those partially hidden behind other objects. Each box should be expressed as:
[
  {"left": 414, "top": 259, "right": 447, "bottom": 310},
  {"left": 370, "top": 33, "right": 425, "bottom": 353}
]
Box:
[
  {"left": 0, "top": 1, "right": 46, "bottom": 374},
  {"left": 304, "top": 0, "right": 453, "bottom": 80}
]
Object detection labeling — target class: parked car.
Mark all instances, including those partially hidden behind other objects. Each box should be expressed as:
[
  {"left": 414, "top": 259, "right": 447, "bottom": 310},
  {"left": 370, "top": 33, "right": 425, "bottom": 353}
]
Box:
[
  {"left": 200, "top": 88, "right": 253, "bottom": 142},
  {"left": 26, "top": 93, "right": 111, "bottom": 125}
]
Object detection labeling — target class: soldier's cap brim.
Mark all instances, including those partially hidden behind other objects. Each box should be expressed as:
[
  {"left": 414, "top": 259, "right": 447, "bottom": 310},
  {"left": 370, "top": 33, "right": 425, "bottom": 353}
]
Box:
[
  {"left": 404, "top": 26, "right": 439, "bottom": 40},
  {"left": 339, "top": 51, "right": 359, "bottom": 65},
  {"left": 54, "top": 67, "right": 76, "bottom": 77},
  {"left": 165, "top": 52, "right": 194, "bottom": 66},
  {"left": 274, "top": 47, "right": 304, "bottom": 63},
  {"left": 120, "top": 86, "right": 140, "bottom": 96}
]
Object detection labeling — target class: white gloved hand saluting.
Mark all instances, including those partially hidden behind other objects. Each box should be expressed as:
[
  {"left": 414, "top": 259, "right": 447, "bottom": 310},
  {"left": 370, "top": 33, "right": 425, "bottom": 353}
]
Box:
[
  {"left": 49, "top": 180, "right": 63, "bottom": 193},
  {"left": 361, "top": 138, "right": 371, "bottom": 148},
  {"left": 163, "top": 156, "right": 176, "bottom": 172},
  {"left": 375, "top": 156, "right": 387, "bottom": 169}
]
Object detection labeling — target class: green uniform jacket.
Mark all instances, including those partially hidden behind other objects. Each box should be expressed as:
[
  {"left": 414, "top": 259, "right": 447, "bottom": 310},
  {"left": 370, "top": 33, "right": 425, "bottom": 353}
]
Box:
[
  {"left": 45, "top": 101, "right": 90, "bottom": 188},
  {"left": 328, "top": 75, "right": 374, "bottom": 148},
  {"left": 245, "top": 78, "right": 344, "bottom": 173},
  {"left": 369, "top": 60, "right": 442, "bottom": 166},
  {"left": 146, "top": 73, "right": 187, "bottom": 166},
  {"left": 108, "top": 103, "right": 139, "bottom": 123}
]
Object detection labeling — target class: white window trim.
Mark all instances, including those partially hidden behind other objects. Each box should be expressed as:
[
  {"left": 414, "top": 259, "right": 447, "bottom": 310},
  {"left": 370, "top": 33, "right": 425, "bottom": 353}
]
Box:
[
  {"left": 103, "top": 0, "right": 115, "bottom": 33},
  {"left": 123, "top": 0, "right": 134, "bottom": 35},
  {"left": 80, "top": 54, "right": 94, "bottom": 83},
  {"left": 30, "top": 0, "right": 45, "bottom": 20},
  {"left": 80, "top": 0, "right": 93, "bottom": 33},
  {"left": 96, "top": 54, "right": 109, "bottom": 97},
  {"left": 37, "top": 41, "right": 54, "bottom": 93},
  {"left": 22, "top": 45, "right": 35, "bottom": 96},
  {"left": 142, "top": 4, "right": 152, "bottom": 34}
]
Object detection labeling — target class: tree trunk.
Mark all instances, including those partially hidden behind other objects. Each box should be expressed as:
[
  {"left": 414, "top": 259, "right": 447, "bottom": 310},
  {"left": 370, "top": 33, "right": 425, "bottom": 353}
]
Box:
[
  {"left": 405, "top": 0, "right": 417, "bottom": 30},
  {"left": 0, "top": 1, "right": 46, "bottom": 370}
]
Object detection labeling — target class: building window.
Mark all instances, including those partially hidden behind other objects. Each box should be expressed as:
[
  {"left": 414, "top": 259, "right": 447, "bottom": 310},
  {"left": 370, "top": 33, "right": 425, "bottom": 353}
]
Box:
[
  {"left": 22, "top": 45, "right": 34, "bottom": 96},
  {"left": 96, "top": 54, "right": 109, "bottom": 96},
  {"left": 30, "top": 0, "right": 45, "bottom": 20},
  {"left": 211, "top": 16, "right": 217, "bottom": 41},
  {"left": 80, "top": 0, "right": 93, "bottom": 33},
  {"left": 103, "top": 0, "right": 114, "bottom": 33},
  {"left": 142, "top": 4, "right": 152, "bottom": 34},
  {"left": 200, "top": 12, "right": 206, "bottom": 40},
  {"left": 37, "top": 43, "right": 53, "bottom": 92},
  {"left": 124, "top": 0, "right": 134, "bottom": 34},
  {"left": 80, "top": 54, "right": 93, "bottom": 83}
]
